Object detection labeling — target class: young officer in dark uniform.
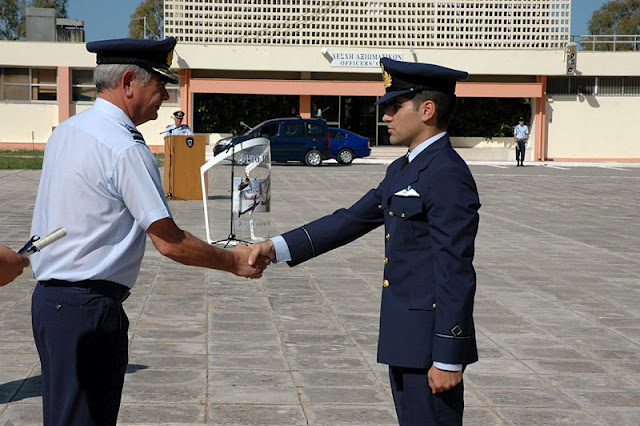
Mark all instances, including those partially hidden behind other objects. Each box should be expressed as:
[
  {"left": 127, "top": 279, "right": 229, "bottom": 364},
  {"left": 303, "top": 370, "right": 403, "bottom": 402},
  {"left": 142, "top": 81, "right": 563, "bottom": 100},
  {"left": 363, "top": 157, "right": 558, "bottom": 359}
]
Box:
[
  {"left": 249, "top": 57, "right": 481, "bottom": 425},
  {"left": 29, "top": 38, "right": 267, "bottom": 426}
]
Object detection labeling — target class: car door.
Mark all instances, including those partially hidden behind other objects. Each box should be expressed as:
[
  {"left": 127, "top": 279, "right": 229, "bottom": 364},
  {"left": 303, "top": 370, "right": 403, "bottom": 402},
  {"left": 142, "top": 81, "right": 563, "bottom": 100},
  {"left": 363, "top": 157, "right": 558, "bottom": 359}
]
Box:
[{"left": 275, "top": 120, "right": 306, "bottom": 161}]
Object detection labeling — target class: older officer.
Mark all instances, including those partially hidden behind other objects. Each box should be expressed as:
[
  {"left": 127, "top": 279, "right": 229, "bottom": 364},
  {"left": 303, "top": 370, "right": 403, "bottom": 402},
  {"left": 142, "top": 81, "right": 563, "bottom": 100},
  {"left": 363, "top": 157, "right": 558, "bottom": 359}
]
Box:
[
  {"left": 249, "top": 57, "right": 480, "bottom": 425},
  {"left": 163, "top": 109, "right": 193, "bottom": 137},
  {"left": 29, "top": 38, "right": 266, "bottom": 426}
]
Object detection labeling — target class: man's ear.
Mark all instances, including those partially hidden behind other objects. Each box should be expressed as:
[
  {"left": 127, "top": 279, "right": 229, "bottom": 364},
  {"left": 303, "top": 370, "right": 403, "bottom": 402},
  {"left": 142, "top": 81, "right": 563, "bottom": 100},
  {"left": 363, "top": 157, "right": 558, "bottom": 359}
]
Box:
[
  {"left": 421, "top": 100, "right": 437, "bottom": 124},
  {"left": 122, "top": 70, "right": 136, "bottom": 97}
]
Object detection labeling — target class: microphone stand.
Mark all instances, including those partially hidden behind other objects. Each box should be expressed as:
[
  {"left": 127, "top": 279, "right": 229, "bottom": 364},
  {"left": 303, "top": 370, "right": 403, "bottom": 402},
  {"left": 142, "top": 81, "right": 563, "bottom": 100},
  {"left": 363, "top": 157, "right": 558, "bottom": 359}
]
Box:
[{"left": 212, "top": 138, "right": 251, "bottom": 247}]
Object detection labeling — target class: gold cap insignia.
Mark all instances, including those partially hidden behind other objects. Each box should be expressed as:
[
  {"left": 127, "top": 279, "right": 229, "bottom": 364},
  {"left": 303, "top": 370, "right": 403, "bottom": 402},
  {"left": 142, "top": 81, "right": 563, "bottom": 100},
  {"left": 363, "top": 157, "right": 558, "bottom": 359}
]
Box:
[
  {"left": 382, "top": 70, "right": 392, "bottom": 89},
  {"left": 166, "top": 49, "right": 174, "bottom": 67}
]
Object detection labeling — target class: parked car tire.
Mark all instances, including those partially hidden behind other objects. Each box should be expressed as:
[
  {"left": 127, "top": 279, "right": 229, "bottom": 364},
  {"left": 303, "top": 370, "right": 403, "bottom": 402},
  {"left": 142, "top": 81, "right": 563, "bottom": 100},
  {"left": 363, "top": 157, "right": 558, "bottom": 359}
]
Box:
[
  {"left": 304, "top": 149, "right": 323, "bottom": 166},
  {"left": 337, "top": 148, "right": 355, "bottom": 165}
]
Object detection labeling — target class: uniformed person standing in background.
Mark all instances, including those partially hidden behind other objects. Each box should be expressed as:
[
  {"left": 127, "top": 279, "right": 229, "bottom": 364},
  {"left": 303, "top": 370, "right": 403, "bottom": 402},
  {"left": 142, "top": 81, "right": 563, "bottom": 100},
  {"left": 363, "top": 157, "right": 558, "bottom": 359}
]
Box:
[
  {"left": 163, "top": 109, "right": 193, "bottom": 137},
  {"left": 514, "top": 116, "right": 529, "bottom": 166},
  {"left": 29, "top": 37, "right": 267, "bottom": 426},
  {"left": 249, "top": 57, "right": 481, "bottom": 425}
]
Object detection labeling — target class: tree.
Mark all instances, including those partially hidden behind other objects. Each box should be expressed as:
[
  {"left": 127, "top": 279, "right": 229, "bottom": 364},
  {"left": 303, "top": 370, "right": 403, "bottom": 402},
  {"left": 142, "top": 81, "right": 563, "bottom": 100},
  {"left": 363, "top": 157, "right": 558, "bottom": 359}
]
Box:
[
  {"left": 586, "top": 0, "right": 640, "bottom": 51},
  {"left": 0, "top": 0, "right": 26, "bottom": 40},
  {"left": 129, "top": 0, "right": 163, "bottom": 40},
  {"left": 0, "top": 0, "right": 68, "bottom": 40}
]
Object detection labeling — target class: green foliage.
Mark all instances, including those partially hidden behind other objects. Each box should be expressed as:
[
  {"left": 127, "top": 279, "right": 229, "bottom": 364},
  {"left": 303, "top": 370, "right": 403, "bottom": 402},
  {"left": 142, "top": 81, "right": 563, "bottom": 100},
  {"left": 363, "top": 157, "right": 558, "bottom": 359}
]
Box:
[
  {"left": 0, "top": 0, "right": 26, "bottom": 40},
  {"left": 585, "top": 0, "right": 640, "bottom": 51},
  {"left": 448, "top": 98, "right": 531, "bottom": 138},
  {"left": 0, "top": 0, "right": 68, "bottom": 40},
  {"left": 129, "top": 0, "right": 163, "bottom": 40},
  {"left": 0, "top": 150, "right": 44, "bottom": 169},
  {"left": 193, "top": 94, "right": 300, "bottom": 135}
]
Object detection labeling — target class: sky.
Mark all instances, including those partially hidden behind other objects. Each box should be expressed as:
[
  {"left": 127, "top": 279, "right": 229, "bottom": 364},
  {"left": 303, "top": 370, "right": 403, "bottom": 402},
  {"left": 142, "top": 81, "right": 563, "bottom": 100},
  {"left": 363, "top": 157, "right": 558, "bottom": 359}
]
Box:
[{"left": 68, "top": 0, "right": 610, "bottom": 42}]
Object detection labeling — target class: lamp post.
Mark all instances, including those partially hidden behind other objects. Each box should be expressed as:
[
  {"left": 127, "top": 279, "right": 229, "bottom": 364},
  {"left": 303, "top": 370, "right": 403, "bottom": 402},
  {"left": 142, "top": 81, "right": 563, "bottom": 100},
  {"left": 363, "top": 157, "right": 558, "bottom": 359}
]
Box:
[{"left": 132, "top": 16, "right": 148, "bottom": 39}]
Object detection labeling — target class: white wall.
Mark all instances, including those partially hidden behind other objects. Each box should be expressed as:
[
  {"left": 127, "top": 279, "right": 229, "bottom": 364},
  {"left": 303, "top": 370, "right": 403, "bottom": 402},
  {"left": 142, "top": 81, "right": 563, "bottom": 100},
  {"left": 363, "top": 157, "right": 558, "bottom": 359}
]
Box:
[
  {"left": 546, "top": 96, "right": 640, "bottom": 159},
  {"left": 0, "top": 102, "right": 58, "bottom": 145}
]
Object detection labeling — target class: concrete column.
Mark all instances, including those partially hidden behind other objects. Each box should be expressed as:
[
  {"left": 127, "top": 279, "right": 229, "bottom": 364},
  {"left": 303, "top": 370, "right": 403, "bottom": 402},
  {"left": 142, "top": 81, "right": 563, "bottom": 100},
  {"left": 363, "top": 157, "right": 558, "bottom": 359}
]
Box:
[
  {"left": 534, "top": 75, "right": 548, "bottom": 161},
  {"left": 57, "top": 66, "right": 71, "bottom": 123}
]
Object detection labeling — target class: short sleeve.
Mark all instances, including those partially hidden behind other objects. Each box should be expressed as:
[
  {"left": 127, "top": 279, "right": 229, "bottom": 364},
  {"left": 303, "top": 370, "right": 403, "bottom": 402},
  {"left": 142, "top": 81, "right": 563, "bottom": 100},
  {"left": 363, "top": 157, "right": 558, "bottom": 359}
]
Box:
[{"left": 112, "top": 144, "right": 172, "bottom": 230}]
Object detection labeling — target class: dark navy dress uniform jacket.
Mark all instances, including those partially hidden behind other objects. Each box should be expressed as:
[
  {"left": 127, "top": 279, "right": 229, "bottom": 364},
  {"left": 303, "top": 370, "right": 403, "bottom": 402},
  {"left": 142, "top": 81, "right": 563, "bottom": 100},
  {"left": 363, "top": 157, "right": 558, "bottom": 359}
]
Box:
[{"left": 282, "top": 135, "right": 480, "bottom": 369}]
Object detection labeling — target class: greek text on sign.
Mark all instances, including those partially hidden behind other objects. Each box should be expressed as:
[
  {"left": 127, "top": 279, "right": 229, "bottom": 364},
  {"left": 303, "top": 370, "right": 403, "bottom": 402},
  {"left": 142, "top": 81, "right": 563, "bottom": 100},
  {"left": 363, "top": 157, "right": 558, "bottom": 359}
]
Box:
[{"left": 329, "top": 52, "right": 403, "bottom": 68}]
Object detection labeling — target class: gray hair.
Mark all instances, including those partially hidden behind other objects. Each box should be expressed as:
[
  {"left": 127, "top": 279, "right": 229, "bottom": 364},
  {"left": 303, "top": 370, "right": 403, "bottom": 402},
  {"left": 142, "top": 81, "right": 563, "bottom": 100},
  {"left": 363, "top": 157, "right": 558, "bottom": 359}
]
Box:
[{"left": 94, "top": 64, "right": 153, "bottom": 92}]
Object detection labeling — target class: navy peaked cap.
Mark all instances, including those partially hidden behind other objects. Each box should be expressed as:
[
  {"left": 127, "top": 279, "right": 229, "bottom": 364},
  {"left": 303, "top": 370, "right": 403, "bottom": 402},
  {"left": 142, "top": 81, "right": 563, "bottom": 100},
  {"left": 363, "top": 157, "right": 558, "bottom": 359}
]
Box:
[
  {"left": 376, "top": 57, "right": 468, "bottom": 104},
  {"left": 173, "top": 110, "right": 185, "bottom": 118},
  {"left": 86, "top": 37, "right": 179, "bottom": 84}
]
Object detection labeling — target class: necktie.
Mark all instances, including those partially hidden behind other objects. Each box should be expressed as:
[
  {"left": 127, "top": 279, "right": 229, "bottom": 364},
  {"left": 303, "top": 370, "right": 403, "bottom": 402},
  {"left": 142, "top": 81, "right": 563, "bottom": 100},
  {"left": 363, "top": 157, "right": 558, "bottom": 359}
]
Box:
[{"left": 402, "top": 152, "right": 410, "bottom": 168}]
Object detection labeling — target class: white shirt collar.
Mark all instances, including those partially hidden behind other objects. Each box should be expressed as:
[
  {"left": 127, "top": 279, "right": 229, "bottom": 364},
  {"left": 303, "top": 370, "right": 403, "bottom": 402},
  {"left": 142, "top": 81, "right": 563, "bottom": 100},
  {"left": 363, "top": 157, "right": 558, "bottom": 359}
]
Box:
[
  {"left": 407, "top": 131, "right": 447, "bottom": 163},
  {"left": 94, "top": 97, "right": 136, "bottom": 129}
]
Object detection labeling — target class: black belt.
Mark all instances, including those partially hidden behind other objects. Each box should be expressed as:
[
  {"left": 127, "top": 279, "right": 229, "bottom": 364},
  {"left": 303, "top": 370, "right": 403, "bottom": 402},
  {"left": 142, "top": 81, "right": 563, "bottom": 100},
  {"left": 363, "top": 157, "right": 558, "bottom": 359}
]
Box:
[{"left": 40, "top": 279, "right": 131, "bottom": 302}]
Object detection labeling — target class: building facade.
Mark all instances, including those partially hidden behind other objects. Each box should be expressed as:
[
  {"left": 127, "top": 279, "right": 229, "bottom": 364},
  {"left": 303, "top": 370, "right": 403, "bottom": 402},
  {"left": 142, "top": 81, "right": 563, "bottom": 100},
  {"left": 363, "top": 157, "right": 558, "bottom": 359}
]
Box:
[{"left": 1, "top": 0, "right": 639, "bottom": 161}]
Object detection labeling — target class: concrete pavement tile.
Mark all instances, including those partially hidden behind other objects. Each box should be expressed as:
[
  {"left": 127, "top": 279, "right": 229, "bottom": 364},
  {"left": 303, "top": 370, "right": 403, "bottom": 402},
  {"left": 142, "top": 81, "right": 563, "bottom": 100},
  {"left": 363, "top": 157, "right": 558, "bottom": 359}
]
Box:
[
  {"left": 117, "top": 403, "right": 206, "bottom": 424},
  {"left": 208, "top": 385, "right": 300, "bottom": 405},
  {"left": 121, "top": 369, "right": 206, "bottom": 404},
  {"left": 466, "top": 359, "right": 534, "bottom": 375},
  {"left": 463, "top": 407, "right": 506, "bottom": 425},
  {"left": 299, "top": 386, "right": 390, "bottom": 405},
  {"left": 498, "top": 408, "right": 601, "bottom": 425},
  {"left": 465, "top": 373, "right": 551, "bottom": 391},
  {"left": 522, "top": 360, "right": 609, "bottom": 375},
  {"left": 208, "top": 404, "right": 306, "bottom": 425},
  {"left": 561, "top": 390, "right": 640, "bottom": 408},
  {"left": 505, "top": 345, "right": 587, "bottom": 360},
  {"left": 129, "top": 340, "right": 207, "bottom": 355},
  {"left": 291, "top": 369, "right": 378, "bottom": 387},
  {"left": 0, "top": 402, "right": 42, "bottom": 426},
  {"left": 209, "top": 369, "right": 294, "bottom": 387},
  {"left": 287, "top": 355, "right": 370, "bottom": 370},
  {"left": 477, "top": 389, "right": 579, "bottom": 409},
  {"left": 208, "top": 355, "right": 289, "bottom": 371},
  {"left": 127, "top": 354, "right": 206, "bottom": 370},
  {"left": 285, "top": 343, "right": 363, "bottom": 358},
  {"left": 306, "top": 405, "right": 398, "bottom": 425},
  {"left": 548, "top": 373, "right": 639, "bottom": 391},
  {"left": 587, "top": 408, "right": 640, "bottom": 425}
]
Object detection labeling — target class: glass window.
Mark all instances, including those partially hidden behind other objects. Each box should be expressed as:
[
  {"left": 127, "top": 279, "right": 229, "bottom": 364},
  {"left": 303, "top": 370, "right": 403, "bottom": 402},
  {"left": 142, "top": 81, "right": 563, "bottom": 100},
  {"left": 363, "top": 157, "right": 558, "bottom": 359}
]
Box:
[
  {"left": 258, "top": 123, "right": 278, "bottom": 138},
  {"left": 72, "top": 69, "right": 96, "bottom": 102},
  {"left": 307, "top": 123, "right": 324, "bottom": 136},
  {"left": 2, "top": 68, "right": 29, "bottom": 101},
  {"left": 32, "top": 68, "right": 57, "bottom": 101},
  {"left": 283, "top": 121, "right": 304, "bottom": 137},
  {"left": 166, "top": 82, "right": 180, "bottom": 104}
]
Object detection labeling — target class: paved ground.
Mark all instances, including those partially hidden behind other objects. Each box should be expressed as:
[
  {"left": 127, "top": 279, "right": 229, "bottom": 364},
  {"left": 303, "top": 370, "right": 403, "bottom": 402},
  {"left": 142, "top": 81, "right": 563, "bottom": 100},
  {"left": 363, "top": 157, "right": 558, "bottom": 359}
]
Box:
[{"left": 1, "top": 161, "right": 640, "bottom": 425}]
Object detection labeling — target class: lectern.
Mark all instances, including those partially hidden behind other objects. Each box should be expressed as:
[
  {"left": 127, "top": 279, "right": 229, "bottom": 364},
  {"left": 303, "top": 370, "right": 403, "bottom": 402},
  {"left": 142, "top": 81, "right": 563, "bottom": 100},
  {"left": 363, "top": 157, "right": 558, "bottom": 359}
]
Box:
[{"left": 163, "top": 134, "right": 206, "bottom": 200}]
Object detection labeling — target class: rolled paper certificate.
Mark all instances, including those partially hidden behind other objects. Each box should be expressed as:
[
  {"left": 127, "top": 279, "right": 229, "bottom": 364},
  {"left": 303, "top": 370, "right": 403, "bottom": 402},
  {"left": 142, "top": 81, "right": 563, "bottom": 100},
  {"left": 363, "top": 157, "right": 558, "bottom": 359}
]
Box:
[{"left": 18, "top": 227, "right": 67, "bottom": 256}]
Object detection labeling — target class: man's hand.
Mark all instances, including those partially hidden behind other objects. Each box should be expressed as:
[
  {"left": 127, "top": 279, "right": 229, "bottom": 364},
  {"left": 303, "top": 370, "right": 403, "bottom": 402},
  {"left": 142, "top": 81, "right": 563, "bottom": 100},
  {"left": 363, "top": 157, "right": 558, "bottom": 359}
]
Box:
[
  {"left": 248, "top": 240, "right": 276, "bottom": 267},
  {"left": 0, "top": 244, "right": 30, "bottom": 287},
  {"left": 427, "top": 365, "right": 462, "bottom": 394},
  {"left": 232, "top": 244, "right": 270, "bottom": 279}
]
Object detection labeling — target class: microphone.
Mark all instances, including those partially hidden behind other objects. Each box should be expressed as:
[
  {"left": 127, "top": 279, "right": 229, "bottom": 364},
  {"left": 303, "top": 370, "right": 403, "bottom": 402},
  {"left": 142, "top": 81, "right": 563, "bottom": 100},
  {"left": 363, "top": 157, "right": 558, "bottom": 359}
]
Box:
[{"left": 18, "top": 227, "right": 68, "bottom": 256}]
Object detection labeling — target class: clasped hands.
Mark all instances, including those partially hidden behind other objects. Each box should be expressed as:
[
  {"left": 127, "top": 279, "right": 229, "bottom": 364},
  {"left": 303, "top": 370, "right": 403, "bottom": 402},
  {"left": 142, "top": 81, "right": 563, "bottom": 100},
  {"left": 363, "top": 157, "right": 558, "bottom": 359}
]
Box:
[{"left": 232, "top": 240, "right": 275, "bottom": 279}]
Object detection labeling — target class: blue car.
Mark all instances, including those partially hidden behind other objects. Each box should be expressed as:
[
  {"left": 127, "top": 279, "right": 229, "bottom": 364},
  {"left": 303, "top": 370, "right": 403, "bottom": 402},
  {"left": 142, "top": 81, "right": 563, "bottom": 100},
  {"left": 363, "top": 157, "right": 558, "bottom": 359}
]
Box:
[{"left": 328, "top": 128, "right": 371, "bottom": 165}]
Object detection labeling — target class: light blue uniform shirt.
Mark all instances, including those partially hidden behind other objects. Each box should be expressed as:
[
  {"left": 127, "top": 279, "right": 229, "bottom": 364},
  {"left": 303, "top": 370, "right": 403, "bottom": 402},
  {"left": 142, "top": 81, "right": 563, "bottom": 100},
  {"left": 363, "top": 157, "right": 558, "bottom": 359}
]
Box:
[
  {"left": 514, "top": 124, "right": 529, "bottom": 141},
  {"left": 30, "top": 98, "right": 172, "bottom": 288},
  {"left": 270, "top": 131, "right": 461, "bottom": 371}
]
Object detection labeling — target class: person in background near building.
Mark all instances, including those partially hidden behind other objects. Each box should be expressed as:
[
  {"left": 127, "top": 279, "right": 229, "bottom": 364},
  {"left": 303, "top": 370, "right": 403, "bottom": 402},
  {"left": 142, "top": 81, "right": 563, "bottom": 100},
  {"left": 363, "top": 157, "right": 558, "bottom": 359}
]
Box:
[
  {"left": 290, "top": 106, "right": 300, "bottom": 117},
  {"left": 0, "top": 244, "right": 29, "bottom": 286},
  {"left": 249, "top": 57, "right": 480, "bottom": 425},
  {"left": 312, "top": 102, "right": 323, "bottom": 119},
  {"left": 514, "top": 116, "right": 529, "bottom": 167},
  {"left": 29, "top": 37, "right": 268, "bottom": 426},
  {"left": 163, "top": 110, "right": 193, "bottom": 137}
]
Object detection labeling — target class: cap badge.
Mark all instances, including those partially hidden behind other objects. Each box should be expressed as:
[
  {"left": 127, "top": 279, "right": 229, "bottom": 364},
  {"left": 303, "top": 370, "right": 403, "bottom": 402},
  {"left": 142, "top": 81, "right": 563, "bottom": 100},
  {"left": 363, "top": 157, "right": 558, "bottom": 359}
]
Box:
[
  {"left": 382, "top": 68, "right": 392, "bottom": 89},
  {"left": 166, "top": 49, "right": 173, "bottom": 67}
]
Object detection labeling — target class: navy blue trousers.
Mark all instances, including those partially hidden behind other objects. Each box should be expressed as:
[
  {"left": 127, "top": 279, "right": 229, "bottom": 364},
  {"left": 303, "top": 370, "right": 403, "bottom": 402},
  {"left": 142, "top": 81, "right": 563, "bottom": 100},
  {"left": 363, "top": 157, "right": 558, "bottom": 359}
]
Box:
[
  {"left": 32, "top": 283, "right": 129, "bottom": 426},
  {"left": 389, "top": 366, "right": 464, "bottom": 426},
  {"left": 516, "top": 140, "right": 527, "bottom": 164}
]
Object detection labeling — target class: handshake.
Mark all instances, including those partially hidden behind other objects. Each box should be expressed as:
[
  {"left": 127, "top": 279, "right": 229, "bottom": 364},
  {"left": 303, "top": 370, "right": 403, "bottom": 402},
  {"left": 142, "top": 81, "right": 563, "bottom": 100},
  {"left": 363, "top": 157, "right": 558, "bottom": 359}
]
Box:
[{"left": 231, "top": 240, "right": 276, "bottom": 279}]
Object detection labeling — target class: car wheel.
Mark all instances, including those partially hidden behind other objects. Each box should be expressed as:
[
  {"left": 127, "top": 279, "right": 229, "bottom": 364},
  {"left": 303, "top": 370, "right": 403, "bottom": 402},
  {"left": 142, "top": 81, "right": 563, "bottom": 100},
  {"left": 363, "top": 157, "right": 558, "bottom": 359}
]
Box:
[
  {"left": 304, "top": 149, "right": 323, "bottom": 166},
  {"left": 337, "top": 148, "right": 355, "bottom": 165}
]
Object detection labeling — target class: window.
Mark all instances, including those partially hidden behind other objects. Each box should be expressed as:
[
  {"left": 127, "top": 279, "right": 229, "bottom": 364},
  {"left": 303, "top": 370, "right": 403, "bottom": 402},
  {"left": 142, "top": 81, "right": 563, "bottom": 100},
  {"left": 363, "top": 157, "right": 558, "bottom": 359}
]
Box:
[
  {"left": 283, "top": 121, "right": 304, "bottom": 137},
  {"left": 1, "top": 68, "right": 57, "bottom": 102},
  {"left": 307, "top": 123, "right": 324, "bottom": 136},
  {"left": 72, "top": 69, "right": 96, "bottom": 102},
  {"left": 258, "top": 122, "right": 278, "bottom": 138}
]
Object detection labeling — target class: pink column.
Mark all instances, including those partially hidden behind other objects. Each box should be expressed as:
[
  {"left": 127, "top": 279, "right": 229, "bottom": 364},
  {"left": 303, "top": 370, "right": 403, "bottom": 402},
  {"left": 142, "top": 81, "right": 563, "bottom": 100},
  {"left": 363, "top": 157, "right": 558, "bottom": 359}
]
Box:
[{"left": 57, "top": 66, "right": 71, "bottom": 123}]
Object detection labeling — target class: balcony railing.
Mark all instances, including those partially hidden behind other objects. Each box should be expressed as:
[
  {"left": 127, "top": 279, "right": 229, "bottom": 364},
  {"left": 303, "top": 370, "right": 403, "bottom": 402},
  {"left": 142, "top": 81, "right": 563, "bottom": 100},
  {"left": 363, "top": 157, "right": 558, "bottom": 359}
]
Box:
[{"left": 572, "top": 34, "right": 640, "bottom": 51}]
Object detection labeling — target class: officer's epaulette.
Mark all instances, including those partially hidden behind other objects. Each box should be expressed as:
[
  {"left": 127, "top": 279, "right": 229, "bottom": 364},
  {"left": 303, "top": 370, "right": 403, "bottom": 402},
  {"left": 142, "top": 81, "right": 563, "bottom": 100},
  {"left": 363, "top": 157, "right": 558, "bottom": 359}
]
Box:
[{"left": 122, "top": 123, "right": 146, "bottom": 144}]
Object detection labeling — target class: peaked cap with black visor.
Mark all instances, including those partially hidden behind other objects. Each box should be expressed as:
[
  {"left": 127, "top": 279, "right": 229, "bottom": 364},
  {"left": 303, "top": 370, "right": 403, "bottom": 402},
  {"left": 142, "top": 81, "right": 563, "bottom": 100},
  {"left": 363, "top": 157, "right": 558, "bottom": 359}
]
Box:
[
  {"left": 86, "top": 37, "right": 179, "bottom": 84},
  {"left": 376, "top": 57, "right": 468, "bottom": 105}
]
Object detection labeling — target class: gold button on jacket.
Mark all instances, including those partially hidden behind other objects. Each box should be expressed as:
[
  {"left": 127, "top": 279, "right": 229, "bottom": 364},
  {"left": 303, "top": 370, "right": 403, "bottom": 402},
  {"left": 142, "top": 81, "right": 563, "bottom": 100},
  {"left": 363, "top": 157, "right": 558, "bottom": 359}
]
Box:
[
  {"left": 384, "top": 257, "right": 389, "bottom": 265},
  {"left": 385, "top": 233, "right": 391, "bottom": 241},
  {"left": 383, "top": 279, "right": 390, "bottom": 287}
]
